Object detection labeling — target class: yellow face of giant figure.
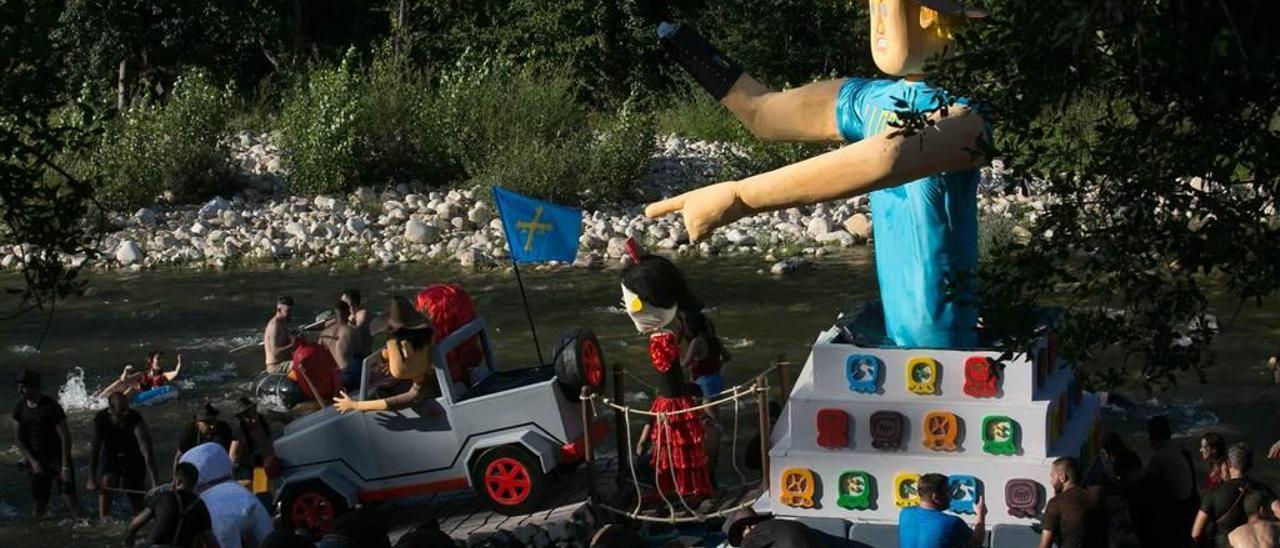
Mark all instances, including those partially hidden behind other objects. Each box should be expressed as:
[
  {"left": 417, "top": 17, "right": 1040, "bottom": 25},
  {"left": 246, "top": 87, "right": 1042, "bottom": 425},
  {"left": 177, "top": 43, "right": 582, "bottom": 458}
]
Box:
[
  {"left": 385, "top": 331, "right": 431, "bottom": 380},
  {"left": 869, "top": 0, "right": 957, "bottom": 76}
]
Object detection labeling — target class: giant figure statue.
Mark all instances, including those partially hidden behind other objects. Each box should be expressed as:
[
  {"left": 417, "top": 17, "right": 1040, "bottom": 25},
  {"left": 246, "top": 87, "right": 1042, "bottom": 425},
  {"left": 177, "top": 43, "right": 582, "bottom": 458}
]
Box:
[{"left": 651, "top": 0, "right": 989, "bottom": 348}]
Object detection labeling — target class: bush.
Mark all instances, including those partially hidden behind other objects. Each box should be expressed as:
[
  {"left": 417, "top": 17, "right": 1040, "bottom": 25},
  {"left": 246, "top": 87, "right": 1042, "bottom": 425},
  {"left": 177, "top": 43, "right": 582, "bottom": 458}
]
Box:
[
  {"left": 277, "top": 49, "right": 362, "bottom": 195},
  {"left": 356, "top": 45, "right": 458, "bottom": 186},
  {"left": 90, "top": 70, "right": 232, "bottom": 210},
  {"left": 656, "top": 92, "right": 744, "bottom": 143}
]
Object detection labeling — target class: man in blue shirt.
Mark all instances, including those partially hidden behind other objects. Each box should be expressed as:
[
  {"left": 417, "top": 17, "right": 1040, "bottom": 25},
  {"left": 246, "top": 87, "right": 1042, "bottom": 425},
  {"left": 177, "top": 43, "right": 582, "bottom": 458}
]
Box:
[
  {"left": 651, "top": 0, "right": 990, "bottom": 349},
  {"left": 899, "top": 473, "right": 987, "bottom": 547}
]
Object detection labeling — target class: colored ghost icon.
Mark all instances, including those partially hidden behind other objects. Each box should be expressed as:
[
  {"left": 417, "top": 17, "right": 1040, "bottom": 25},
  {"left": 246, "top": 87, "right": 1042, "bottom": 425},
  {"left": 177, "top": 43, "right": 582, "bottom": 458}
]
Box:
[
  {"left": 836, "top": 470, "right": 873, "bottom": 511},
  {"left": 846, "top": 354, "right": 883, "bottom": 394},
  {"left": 963, "top": 356, "right": 998, "bottom": 398},
  {"left": 893, "top": 473, "right": 920, "bottom": 507},
  {"left": 816, "top": 408, "right": 850, "bottom": 449},
  {"left": 948, "top": 475, "right": 980, "bottom": 515},
  {"left": 982, "top": 415, "right": 1018, "bottom": 455},
  {"left": 1005, "top": 479, "right": 1043, "bottom": 518},
  {"left": 905, "top": 357, "right": 939, "bottom": 395},
  {"left": 779, "top": 468, "right": 817, "bottom": 508},
  {"left": 922, "top": 411, "right": 960, "bottom": 451},
  {"left": 870, "top": 410, "right": 906, "bottom": 450}
]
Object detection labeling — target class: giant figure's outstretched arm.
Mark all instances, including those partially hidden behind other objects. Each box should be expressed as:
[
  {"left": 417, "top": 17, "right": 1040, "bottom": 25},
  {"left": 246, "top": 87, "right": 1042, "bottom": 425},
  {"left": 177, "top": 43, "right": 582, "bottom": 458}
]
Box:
[
  {"left": 659, "top": 22, "right": 842, "bottom": 142},
  {"left": 646, "top": 104, "right": 988, "bottom": 240}
]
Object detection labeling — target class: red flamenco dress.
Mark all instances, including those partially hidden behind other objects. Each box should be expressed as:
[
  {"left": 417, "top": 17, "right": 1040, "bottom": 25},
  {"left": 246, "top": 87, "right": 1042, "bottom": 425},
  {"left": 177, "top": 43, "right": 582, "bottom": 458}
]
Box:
[{"left": 647, "top": 331, "right": 713, "bottom": 498}]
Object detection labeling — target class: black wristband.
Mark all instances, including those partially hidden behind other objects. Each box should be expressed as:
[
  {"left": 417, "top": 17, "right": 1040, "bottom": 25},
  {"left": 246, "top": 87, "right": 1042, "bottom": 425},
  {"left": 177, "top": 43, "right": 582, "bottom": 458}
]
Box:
[{"left": 658, "top": 22, "right": 743, "bottom": 100}]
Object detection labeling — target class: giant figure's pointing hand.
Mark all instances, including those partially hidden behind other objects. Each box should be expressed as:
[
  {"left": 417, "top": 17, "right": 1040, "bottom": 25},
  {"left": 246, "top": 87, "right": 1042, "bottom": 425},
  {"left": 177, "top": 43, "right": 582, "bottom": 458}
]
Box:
[{"left": 654, "top": 0, "right": 991, "bottom": 349}]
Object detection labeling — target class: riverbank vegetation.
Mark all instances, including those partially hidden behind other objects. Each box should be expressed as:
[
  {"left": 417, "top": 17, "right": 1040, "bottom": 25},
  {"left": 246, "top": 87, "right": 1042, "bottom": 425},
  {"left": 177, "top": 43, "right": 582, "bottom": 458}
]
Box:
[{"left": 2, "top": 0, "right": 1278, "bottom": 391}]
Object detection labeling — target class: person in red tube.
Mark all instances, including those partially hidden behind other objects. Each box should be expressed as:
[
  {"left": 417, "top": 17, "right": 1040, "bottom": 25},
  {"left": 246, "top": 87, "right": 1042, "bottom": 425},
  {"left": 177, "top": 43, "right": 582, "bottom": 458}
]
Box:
[{"left": 620, "top": 238, "right": 712, "bottom": 499}]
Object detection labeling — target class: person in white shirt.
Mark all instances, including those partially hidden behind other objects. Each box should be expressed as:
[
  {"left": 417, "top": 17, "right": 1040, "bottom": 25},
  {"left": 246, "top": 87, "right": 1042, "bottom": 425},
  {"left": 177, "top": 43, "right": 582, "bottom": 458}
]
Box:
[{"left": 179, "top": 442, "right": 273, "bottom": 548}]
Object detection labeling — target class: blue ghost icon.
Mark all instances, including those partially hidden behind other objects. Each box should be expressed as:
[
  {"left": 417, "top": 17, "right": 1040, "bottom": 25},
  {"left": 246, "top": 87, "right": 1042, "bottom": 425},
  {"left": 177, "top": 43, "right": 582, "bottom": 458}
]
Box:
[{"left": 846, "top": 354, "right": 883, "bottom": 394}]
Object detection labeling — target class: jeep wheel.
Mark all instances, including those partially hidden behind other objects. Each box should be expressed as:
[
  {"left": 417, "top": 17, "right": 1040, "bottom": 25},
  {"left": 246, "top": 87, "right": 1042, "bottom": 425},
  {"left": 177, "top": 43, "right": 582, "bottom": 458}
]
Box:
[
  {"left": 472, "top": 445, "right": 548, "bottom": 515},
  {"left": 281, "top": 480, "right": 347, "bottom": 538},
  {"left": 555, "top": 327, "right": 606, "bottom": 401}
]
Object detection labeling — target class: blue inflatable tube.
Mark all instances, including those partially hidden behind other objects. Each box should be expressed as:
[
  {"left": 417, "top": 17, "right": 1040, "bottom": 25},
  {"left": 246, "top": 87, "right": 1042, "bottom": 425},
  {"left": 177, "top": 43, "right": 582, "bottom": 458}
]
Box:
[{"left": 131, "top": 385, "right": 179, "bottom": 407}]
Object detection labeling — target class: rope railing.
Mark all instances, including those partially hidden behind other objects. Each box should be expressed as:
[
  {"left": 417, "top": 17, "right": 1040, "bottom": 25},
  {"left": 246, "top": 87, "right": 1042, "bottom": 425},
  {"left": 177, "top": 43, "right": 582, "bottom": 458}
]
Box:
[{"left": 580, "top": 360, "right": 790, "bottom": 524}]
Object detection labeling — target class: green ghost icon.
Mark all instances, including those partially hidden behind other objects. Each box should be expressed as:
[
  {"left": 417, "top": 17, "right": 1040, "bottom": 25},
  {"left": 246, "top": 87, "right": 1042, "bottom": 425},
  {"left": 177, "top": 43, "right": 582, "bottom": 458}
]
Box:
[
  {"left": 837, "top": 470, "right": 873, "bottom": 511},
  {"left": 982, "top": 415, "right": 1018, "bottom": 455}
]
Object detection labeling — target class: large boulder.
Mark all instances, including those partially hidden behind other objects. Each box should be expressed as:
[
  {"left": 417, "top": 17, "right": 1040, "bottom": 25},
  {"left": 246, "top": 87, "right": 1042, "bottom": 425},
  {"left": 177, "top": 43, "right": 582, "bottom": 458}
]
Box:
[
  {"left": 806, "top": 217, "right": 832, "bottom": 239},
  {"left": 404, "top": 220, "right": 439, "bottom": 244},
  {"left": 114, "top": 240, "right": 144, "bottom": 266},
  {"left": 843, "top": 213, "right": 872, "bottom": 241},
  {"left": 132, "top": 208, "right": 158, "bottom": 227}
]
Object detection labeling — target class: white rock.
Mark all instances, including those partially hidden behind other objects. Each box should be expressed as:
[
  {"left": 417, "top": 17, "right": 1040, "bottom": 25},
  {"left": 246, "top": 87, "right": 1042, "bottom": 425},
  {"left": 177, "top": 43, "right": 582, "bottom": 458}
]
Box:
[
  {"left": 806, "top": 217, "right": 832, "bottom": 238},
  {"left": 220, "top": 209, "right": 244, "bottom": 228},
  {"left": 606, "top": 237, "right": 628, "bottom": 258},
  {"left": 314, "top": 195, "right": 338, "bottom": 210},
  {"left": 198, "top": 196, "right": 231, "bottom": 219},
  {"left": 207, "top": 230, "right": 226, "bottom": 244},
  {"left": 114, "top": 240, "right": 144, "bottom": 266},
  {"left": 843, "top": 213, "right": 872, "bottom": 240},
  {"left": 468, "top": 203, "right": 491, "bottom": 226},
  {"left": 190, "top": 222, "right": 207, "bottom": 236},
  {"left": 770, "top": 257, "right": 809, "bottom": 276},
  {"left": 353, "top": 186, "right": 377, "bottom": 203},
  {"left": 725, "top": 229, "right": 754, "bottom": 246},
  {"left": 404, "top": 220, "right": 439, "bottom": 244},
  {"left": 132, "top": 208, "right": 158, "bottom": 227},
  {"left": 285, "top": 222, "right": 307, "bottom": 240},
  {"left": 345, "top": 216, "right": 367, "bottom": 235},
  {"left": 816, "top": 230, "right": 856, "bottom": 247}
]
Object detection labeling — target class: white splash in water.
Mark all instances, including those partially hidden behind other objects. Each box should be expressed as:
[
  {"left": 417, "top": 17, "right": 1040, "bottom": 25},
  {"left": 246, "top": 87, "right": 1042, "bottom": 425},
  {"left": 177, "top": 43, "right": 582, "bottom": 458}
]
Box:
[
  {"left": 723, "top": 337, "right": 754, "bottom": 349},
  {"left": 186, "top": 360, "right": 238, "bottom": 384},
  {"left": 56, "top": 367, "right": 106, "bottom": 412},
  {"left": 588, "top": 306, "right": 627, "bottom": 315},
  {"left": 178, "top": 334, "right": 259, "bottom": 352},
  {"left": 6, "top": 344, "right": 38, "bottom": 356}
]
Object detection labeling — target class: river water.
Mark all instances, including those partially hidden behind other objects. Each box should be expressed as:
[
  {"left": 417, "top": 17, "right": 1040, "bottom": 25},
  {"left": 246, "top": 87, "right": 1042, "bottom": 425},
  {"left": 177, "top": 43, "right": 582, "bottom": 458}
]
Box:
[{"left": 0, "top": 251, "right": 1275, "bottom": 546}]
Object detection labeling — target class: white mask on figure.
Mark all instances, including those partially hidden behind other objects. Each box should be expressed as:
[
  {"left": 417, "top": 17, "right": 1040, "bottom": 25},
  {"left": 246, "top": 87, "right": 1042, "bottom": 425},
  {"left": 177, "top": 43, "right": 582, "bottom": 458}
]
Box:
[{"left": 621, "top": 284, "right": 677, "bottom": 334}]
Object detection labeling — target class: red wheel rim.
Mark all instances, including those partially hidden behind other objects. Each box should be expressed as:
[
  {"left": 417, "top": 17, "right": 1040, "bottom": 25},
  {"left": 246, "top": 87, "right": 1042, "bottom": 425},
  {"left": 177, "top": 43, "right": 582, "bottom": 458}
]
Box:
[
  {"left": 484, "top": 457, "right": 532, "bottom": 506},
  {"left": 290, "top": 492, "right": 336, "bottom": 536},
  {"left": 582, "top": 339, "right": 603, "bottom": 387}
]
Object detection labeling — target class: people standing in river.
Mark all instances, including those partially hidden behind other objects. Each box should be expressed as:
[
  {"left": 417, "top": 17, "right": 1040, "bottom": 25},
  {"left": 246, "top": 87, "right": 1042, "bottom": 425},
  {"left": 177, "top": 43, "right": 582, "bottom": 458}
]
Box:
[
  {"left": 124, "top": 461, "right": 214, "bottom": 548},
  {"left": 677, "top": 305, "right": 731, "bottom": 398},
  {"left": 175, "top": 402, "right": 240, "bottom": 466},
  {"left": 265, "top": 295, "right": 297, "bottom": 375},
  {"left": 1200, "top": 432, "right": 1230, "bottom": 492},
  {"left": 1134, "top": 415, "right": 1198, "bottom": 547},
  {"left": 341, "top": 289, "right": 373, "bottom": 360},
  {"left": 87, "top": 392, "right": 157, "bottom": 520},
  {"left": 11, "top": 368, "right": 80, "bottom": 518},
  {"left": 1193, "top": 443, "right": 1280, "bottom": 547},
  {"left": 321, "top": 300, "right": 361, "bottom": 393},
  {"left": 230, "top": 397, "right": 275, "bottom": 480}
]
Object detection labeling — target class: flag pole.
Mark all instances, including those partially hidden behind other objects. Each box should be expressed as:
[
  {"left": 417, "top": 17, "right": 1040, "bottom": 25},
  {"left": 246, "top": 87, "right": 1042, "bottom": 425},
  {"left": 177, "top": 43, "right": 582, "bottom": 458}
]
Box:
[{"left": 492, "top": 191, "right": 546, "bottom": 367}]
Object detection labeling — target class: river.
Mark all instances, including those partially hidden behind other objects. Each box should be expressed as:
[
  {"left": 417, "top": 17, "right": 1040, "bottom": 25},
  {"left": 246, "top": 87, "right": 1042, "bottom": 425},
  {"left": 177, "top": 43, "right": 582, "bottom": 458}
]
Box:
[{"left": 0, "top": 250, "right": 1275, "bottom": 546}]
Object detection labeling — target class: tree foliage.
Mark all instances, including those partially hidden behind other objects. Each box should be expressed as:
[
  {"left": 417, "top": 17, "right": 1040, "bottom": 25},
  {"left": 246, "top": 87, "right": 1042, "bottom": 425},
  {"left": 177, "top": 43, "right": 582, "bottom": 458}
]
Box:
[{"left": 929, "top": 0, "right": 1280, "bottom": 391}]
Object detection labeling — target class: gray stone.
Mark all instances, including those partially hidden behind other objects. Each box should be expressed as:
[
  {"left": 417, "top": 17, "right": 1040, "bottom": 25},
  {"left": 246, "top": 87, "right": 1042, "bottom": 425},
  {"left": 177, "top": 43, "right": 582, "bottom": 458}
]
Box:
[
  {"left": 770, "top": 256, "right": 809, "bottom": 276},
  {"left": 843, "top": 213, "right": 872, "bottom": 240},
  {"left": 345, "top": 216, "right": 367, "bottom": 235},
  {"left": 132, "top": 208, "right": 158, "bottom": 227},
  {"left": 605, "top": 237, "right": 628, "bottom": 258},
  {"left": 198, "top": 196, "right": 231, "bottom": 219},
  {"left": 220, "top": 209, "right": 244, "bottom": 228},
  {"left": 816, "top": 230, "right": 856, "bottom": 247},
  {"left": 404, "top": 220, "right": 439, "bottom": 244},
  {"left": 114, "top": 240, "right": 143, "bottom": 265},
  {"left": 285, "top": 222, "right": 307, "bottom": 240},
  {"left": 725, "top": 228, "right": 754, "bottom": 246},
  {"left": 353, "top": 186, "right": 377, "bottom": 203},
  {"left": 806, "top": 217, "right": 832, "bottom": 238},
  {"left": 190, "top": 222, "right": 207, "bottom": 236},
  {"left": 468, "top": 203, "right": 491, "bottom": 226},
  {"left": 314, "top": 195, "right": 338, "bottom": 210}
]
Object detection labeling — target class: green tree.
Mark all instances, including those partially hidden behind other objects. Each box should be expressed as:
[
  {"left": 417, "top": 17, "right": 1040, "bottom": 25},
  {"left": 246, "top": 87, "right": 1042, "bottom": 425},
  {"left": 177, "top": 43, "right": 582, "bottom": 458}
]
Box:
[
  {"left": 929, "top": 0, "right": 1280, "bottom": 391},
  {"left": 1, "top": 0, "right": 102, "bottom": 330}
]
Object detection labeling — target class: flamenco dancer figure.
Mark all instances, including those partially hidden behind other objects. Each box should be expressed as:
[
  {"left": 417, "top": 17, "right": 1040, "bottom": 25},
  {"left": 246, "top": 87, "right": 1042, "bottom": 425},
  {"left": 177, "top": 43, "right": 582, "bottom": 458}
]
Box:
[{"left": 621, "top": 239, "right": 713, "bottom": 499}]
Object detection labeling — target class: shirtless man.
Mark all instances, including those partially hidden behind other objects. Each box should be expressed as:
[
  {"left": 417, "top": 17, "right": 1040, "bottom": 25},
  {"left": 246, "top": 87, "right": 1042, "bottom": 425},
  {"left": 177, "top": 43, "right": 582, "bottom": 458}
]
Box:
[
  {"left": 263, "top": 296, "right": 295, "bottom": 375},
  {"left": 321, "top": 300, "right": 360, "bottom": 393},
  {"left": 1229, "top": 491, "right": 1280, "bottom": 548},
  {"left": 341, "top": 289, "right": 373, "bottom": 359},
  {"left": 334, "top": 296, "right": 440, "bottom": 413}
]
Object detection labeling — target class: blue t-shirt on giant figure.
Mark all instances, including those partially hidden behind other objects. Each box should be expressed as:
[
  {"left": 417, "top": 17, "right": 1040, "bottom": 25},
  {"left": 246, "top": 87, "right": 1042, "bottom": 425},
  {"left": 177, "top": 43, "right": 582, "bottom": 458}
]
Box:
[{"left": 836, "top": 77, "right": 980, "bottom": 349}]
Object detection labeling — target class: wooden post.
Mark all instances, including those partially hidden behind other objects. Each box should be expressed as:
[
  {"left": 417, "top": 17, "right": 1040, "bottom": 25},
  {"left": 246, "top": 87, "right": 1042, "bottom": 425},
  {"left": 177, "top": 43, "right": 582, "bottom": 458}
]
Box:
[
  {"left": 756, "top": 378, "right": 771, "bottom": 493},
  {"left": 613, "top": 363, "right": 628, "bottom": 485},
  {"left": 581, "top": 386, "right": 596, "bottom": 504},
  {"left": 775, "top": 355, "right": 792, "bottom": 408}
]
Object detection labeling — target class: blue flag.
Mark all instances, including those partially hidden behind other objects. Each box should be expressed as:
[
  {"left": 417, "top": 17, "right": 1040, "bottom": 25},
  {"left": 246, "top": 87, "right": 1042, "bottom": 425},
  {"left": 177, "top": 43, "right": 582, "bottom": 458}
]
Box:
[{"left": 492, "top": 187, "right": 582, "bottom": 264}]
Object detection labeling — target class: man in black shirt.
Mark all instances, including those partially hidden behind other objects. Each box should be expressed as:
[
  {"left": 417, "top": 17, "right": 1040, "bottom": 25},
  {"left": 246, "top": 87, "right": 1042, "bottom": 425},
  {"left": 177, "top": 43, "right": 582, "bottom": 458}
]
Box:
[
  {"left": 87, "top": 392, "right": 157, "bottom": 520},
  {"left": 174, "top": 401, "right": 240, "bottom": 467},
  {"left": 125, "top": 461, "right": 214, "bottom": 547},
  {"left": 1193, "top": 443, "right": 1280, "bottom": 547},
  {"left": 1039, "top": 456, "right": 1108, "bottom": 548},
  {"left": 10, "top": 369, "right": 79, "bottom": 518}
]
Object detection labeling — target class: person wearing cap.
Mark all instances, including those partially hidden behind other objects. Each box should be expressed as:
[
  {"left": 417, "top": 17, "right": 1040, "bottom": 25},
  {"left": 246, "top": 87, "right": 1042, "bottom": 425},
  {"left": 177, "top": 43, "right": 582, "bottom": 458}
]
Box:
[
  {"left": 175, "top": 401, "right": 242, "bottom": 467},
  {"left": 650, "top": 0, "right": 990, "bottom": 349},
  {"left": 11, "top": 368, "right": 80, "bottom": 518},
  {"left": 722, "top": 508, "right": 826, "bottom": 548},
  {"left": 230, "top": 396, "right": 276, "bottom": 482}
]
